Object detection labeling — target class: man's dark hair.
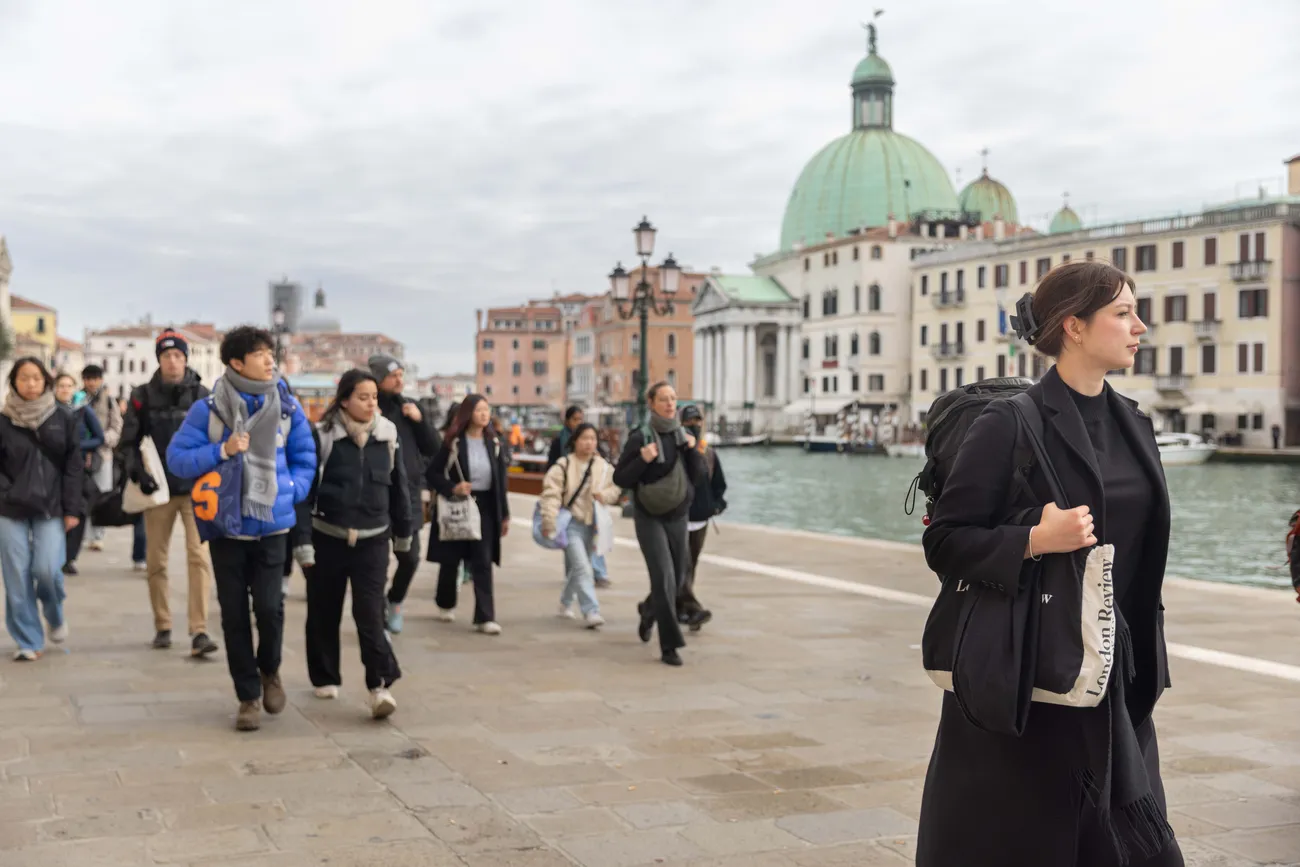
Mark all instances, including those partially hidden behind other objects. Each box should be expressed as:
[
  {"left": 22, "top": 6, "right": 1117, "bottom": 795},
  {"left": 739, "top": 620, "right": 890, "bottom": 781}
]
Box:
[
  {"left": 220, "top": 326, "right": 275, "bottom": 367},
  {"left": 81, "top": 364, "right": 104, "bottom": 380},
  {"left": 564, "top": 405, "right": 583, "bottom": 422}
]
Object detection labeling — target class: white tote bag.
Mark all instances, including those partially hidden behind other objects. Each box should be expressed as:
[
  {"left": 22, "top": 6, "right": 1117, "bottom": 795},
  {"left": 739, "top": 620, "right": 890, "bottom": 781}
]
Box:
[
  {"left": 122, "top": 437, "right": 171, "bottom": 514},
  {"left": 436, "top": 440, "right": 482, "bottom": 542}
]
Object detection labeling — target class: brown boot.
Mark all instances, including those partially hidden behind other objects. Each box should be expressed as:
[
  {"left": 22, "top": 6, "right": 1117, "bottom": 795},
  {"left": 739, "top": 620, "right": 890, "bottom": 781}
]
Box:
[
  {"left": 261, "top": 673, "right": 286, "bottom": 715},
  {"left": 236, "top": 700, "right": 261, "bottom": 731}
]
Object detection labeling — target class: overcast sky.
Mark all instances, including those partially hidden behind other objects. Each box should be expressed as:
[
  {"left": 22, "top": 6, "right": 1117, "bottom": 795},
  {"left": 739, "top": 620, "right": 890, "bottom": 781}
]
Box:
[{"left": 1, "top": 0, "right": 1296, "bottom": 374}]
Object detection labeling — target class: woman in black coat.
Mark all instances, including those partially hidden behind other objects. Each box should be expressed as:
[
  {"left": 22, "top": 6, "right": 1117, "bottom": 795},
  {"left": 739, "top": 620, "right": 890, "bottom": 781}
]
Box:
[
  {"left": 304, "top": 370, "right": 412, "bottom": 719},
  {"left": 0, "top": 358, "right": 84, "bottom": 661},
  {"left": 919, "top": 261, "right": 1181, "bottom": 867},
  {"left": 425, "top": 395, "right": 510, "bottom": 634}
]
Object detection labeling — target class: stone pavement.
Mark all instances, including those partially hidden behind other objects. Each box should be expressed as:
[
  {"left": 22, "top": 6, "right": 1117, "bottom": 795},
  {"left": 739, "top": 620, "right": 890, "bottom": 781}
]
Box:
[{"left": 1, "top": 495, "right": 1299, "bottom": 866}]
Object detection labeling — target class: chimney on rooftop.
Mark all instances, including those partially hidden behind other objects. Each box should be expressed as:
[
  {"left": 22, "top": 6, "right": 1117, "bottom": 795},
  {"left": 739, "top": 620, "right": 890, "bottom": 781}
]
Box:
[{"left": 1287, "top": 153, "right": 1300, "bottom": 196}]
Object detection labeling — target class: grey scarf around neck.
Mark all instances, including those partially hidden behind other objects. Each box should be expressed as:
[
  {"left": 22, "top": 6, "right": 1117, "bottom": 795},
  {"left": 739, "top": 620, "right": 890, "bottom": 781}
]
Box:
[
  {"left": 213, "top": 370, "right": 281, "bottom": 522},
  {"left": 647, "top": 412, "right": 685, "bottom": 464}
]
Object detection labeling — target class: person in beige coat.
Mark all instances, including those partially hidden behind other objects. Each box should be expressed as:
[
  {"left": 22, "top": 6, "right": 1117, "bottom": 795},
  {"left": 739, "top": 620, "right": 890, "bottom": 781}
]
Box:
[{"left": 539, "top": 423, "right": 621, "bottom": 628}]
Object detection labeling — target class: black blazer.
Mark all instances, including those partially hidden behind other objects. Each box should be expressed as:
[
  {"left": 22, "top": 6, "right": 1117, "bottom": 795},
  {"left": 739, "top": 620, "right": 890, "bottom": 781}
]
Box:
[
  {"left": 425, "top": 432, "right": 510, "bottom": 566},
  {"left": 916, "top": 366, "right": 1173, "bottom": 867}
]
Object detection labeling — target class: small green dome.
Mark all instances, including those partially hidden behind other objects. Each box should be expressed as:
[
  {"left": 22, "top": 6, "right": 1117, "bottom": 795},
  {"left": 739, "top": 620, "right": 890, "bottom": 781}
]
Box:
[
  {"left": 852, "top": 52, "right": 893, "bottom": 86},
  {"left": 1049, "top": 205, "right": 1083, "bottom": 234},
  {"left": 958, "top": 170, "right": 1019, "bottom": 224},
  {"left": 779, "top": 129, "right": 958, "bottom": 251}
]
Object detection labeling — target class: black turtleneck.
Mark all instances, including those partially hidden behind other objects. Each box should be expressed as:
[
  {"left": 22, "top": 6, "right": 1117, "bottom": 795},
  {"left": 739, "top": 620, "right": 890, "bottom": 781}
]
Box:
[{"left": 1066, "top": 385, "right": 1153, "bottom": 607}]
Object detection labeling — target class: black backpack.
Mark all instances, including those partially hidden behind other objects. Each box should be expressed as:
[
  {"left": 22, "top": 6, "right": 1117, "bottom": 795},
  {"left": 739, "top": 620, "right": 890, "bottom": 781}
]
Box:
[{"left": 905, "top": 377, "right": 1035, "bottom": 521}]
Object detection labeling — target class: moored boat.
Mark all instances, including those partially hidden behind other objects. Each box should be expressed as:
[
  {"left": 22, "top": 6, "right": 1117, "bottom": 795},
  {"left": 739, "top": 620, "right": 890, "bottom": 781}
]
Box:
[{"left": 1156, "top": 432, "right": 1217, "bottom": 466}]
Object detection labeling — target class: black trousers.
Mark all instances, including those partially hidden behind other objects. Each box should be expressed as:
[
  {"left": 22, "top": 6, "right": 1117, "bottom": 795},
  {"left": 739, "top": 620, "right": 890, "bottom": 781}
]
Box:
[
  {"left": 65, "top": 521, "right": 86, "bottom": 565},
  {"left": 680, "top": 525, "right": 709, "bottom": 616},
  {"left": 434, "top": 491, "right": 497, "bottom": 624},
  {"left": 387, "top": 522, "right": 423, "bottom": 605},
  {"left": 210, "top": 536, "right": 286, "bottom": 702},
  {"left": 306, "top": 533, "right": 401, "bottom": 691},
  {"left": 633, "top": 510, "right": 687, "bottom": 653}
]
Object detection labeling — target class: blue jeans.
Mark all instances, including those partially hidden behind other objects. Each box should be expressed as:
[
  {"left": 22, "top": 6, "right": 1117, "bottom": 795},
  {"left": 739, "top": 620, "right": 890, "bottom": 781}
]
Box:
[
  {"left": 561, "top": 522, "right": 599, "bottom": 616},
  {"left": 592, "top": 552, "right": 608, "bottom": 581},
  {"left": 0, "top": 516, "right": 67, "bottom": 653}
]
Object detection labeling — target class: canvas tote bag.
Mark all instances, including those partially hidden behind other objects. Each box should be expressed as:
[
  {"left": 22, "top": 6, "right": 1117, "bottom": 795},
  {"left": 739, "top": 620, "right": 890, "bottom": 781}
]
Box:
[
  {"left": 122, "top": 437, "right": 171, "bottom": 513},
  {"left": 437, "top": 439, "right": 482, "bottom": 542}
]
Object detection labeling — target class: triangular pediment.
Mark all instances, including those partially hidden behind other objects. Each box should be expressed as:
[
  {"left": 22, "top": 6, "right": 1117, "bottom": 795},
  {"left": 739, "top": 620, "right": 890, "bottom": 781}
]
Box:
[{"left": 691, "top": 280, "right": 733, "bottom": 316}]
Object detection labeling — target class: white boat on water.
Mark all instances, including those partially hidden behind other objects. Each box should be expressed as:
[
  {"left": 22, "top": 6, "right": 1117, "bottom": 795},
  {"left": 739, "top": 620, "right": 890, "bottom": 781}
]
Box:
[
  {"left": 884, "top": 443, "right": 925, "bottom": 459},
  {"left": 711, "top": 434, "right": 771, "bottom": 449},
  {"left": 1155, "top": 433, "right": 1217, "bottom": 466}
]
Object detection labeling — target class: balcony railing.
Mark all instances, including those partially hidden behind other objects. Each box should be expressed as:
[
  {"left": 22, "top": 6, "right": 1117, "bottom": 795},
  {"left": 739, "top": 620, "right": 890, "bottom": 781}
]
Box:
[
  {"left": 931, "top": 341, "right": 967, "bottom": 361},
  {"left": 1229, "top": 260, "right": 1271, "bottom": 282},
  {"left": 1155, "top": 374, "right": 1191, "bottom": 393},
  {"left": 931, "top": 289, "right": 967, "bottom": 309},
  {"left": 1193, "top": 320, "right": 1220, "bottom": 341}
]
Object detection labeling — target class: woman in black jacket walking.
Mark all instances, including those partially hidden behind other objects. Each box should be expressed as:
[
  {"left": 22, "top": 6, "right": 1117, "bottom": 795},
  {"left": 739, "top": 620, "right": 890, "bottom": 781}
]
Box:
[
  {"left": 614, "top": 382, "right": 705, "bottom": 667},
  {"left": 919, "top": 261, "right": 1180, "bottom": 867},
  {"left": 54, "top": 372, "right": 104, "bottom": 576},
  {"left": 304, "top": 370, "right": 413, "bottom": 719},
  {"left": 425, "top": 395, "right": 510, "bottom": 634},
  {"left": 0, "top": 358, "right": 84, "bottom": 661}
]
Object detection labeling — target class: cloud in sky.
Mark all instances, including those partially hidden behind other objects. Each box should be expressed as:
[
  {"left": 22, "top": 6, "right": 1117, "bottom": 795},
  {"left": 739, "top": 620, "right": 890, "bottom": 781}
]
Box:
[{"left": 2, "top": 0, "right": 1297, "bottom": 374}]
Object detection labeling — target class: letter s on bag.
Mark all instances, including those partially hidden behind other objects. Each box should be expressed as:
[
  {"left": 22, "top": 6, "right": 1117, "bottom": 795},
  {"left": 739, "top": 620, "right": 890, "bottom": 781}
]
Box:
[{"left": 192, "top": 472, "right": 221, "bottom": 521}]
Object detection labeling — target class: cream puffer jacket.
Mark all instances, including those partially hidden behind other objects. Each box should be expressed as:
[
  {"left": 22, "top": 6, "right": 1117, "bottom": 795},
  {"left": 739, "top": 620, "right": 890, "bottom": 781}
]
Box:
[{"left": 539, "top": 454, "right": 622, "bottom": 536}]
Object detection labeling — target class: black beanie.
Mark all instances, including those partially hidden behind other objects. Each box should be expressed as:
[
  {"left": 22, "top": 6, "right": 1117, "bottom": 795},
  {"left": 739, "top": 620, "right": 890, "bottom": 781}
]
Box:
[{"left": 155, "top": 329, "right": 190, "bottom": 359}]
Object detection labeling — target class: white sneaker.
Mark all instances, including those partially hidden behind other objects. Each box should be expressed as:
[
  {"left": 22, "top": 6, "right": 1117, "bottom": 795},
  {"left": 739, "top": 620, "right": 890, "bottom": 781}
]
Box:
[
  {"left": 370, "top": 687, "right": 397, "bottom": 719},
  {"left": 132, "top": 561, "right": 147, "bottom": 573},
  {"left": 584, "top": 612, "right": 605, "bottom": 629},
  {"left": 557, "top": 603, "right": 576, "bottom": 620},
  {"left": 49, "top": 623, "right": 68, "bottom": 644},
  {"left": 477, "top": 621, "right": 502, "bottom": 635},
  {"left": 437, "top": 609, "right": 456, "bottom": 623},
  {"left": 88, "top": 541, "right": 103, "bottom": 552},
  {"left": 314, "top": 685, "right": 339, "bottom": 700},
  {"left": 12, "top": 649, "right": 39, "bottom": 662}
]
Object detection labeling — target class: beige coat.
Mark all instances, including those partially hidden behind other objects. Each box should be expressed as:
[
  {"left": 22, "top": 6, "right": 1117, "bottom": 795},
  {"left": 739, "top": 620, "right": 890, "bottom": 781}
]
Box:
[{"left": 539, "top": 454, "right": 621, "bottom": 536}]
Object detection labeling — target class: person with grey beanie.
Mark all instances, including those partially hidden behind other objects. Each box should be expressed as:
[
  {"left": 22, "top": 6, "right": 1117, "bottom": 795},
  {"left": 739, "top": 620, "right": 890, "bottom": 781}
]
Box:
[{"left": 368, "top": 355, "right": 441, "bottom": 634}]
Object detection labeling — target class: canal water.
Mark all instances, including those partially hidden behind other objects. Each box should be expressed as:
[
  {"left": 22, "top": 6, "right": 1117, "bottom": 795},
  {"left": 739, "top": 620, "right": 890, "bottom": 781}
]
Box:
[{"left": 718, "top": 448, "right": 1300, "bottom": 589}]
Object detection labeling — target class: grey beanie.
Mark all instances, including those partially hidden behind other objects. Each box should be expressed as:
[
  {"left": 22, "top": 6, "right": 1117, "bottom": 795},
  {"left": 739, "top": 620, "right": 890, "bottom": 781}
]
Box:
[{"left": 368, "top": 354, "right": 404, "bottom": 380}]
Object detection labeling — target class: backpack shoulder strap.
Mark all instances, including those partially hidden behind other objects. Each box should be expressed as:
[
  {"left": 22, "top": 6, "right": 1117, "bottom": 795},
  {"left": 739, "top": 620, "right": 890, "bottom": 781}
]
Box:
[
  {"left": 1006, "top": 393, "right": 1069, "bottom": 509},
  {"left": 205, "top": 396, "right": 224, "bottom": 443}
]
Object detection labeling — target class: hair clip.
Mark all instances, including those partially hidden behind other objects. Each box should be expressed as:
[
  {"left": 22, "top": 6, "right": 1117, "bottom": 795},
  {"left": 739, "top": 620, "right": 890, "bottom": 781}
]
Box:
[{"left": 1009, "top": 293, "right": 1040, "bottom": 345}]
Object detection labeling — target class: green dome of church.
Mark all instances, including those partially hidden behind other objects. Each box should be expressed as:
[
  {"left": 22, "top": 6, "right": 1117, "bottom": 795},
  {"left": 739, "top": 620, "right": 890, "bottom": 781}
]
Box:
[
  {"left": 1049, "top": 205, "right": 1083, "bottom": 234},
  {"left": 958, "top": 170, "right": 1019, "bottom": 224},
  {"left": 778, "top": 24, "right": 956, "bottom": 251}
]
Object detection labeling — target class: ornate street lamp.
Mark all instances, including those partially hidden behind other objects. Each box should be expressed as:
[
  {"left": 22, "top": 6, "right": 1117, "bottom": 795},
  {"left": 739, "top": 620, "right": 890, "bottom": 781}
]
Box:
[{"left": 608, "top": 216, "right": 680, "bottom": 423}]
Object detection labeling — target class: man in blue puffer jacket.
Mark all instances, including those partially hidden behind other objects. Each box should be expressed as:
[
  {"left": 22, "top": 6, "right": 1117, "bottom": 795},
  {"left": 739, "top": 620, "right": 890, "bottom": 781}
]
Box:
[{"left": 167, "top": 326, "right": 316, "bottom": 732}]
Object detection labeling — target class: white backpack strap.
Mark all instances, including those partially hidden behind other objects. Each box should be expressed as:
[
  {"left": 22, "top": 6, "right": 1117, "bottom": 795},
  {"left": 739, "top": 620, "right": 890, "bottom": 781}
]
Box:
[{"left": 206, "top": 397, "right": 225, "bottom": 443}]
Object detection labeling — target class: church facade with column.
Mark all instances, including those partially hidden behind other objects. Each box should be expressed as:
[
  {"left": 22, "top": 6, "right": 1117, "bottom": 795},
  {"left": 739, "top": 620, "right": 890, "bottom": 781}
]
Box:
[{"left": 691, "top": 275, "right": 800, "bottom": 434}]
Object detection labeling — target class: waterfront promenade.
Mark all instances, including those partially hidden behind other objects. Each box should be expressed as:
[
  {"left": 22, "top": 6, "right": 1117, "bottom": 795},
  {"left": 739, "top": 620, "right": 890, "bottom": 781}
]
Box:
[{"left": 0, "top": 495, "right": 1298, "bottom": 866}]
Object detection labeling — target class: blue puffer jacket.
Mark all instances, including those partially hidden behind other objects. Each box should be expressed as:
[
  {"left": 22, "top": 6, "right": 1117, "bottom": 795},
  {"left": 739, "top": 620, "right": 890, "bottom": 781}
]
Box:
[{"left": 166, "top": 378, "right": 316, "bottom": 538}]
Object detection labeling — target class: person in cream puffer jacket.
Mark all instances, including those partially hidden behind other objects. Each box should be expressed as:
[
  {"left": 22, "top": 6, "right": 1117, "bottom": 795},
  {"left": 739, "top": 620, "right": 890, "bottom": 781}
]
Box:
[{"left": 540, "top": 423, "right": 622, "bottom": 628}]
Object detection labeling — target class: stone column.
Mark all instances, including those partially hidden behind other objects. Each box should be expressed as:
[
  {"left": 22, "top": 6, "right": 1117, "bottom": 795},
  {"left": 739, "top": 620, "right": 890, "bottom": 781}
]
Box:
[
  {"left": 775, "top": 323, "right": 788, "bottom": 405},
  {"left": 743, "top": 324, "right": 756, "bottom": 405},
  {"left": 785, "top": 325, "right": 799, "bottom": 405},
  {"left": 694, "top": 328, "right": 706, "bottom": 404},
  {"left": 718, "top": 326, "right": 729, "bottom": 411}
]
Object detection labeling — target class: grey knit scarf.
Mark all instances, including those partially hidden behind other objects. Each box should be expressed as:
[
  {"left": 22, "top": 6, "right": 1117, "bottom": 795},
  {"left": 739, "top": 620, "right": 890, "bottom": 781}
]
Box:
[
  {"left": 2, "top": 390, "right": 57, "bottom": 431},
  {"left": 213, "top": 370, "right": 281, "bottom": 522},
  {"left": 647, "top": 412, "right": 685, "bottom": 464}
]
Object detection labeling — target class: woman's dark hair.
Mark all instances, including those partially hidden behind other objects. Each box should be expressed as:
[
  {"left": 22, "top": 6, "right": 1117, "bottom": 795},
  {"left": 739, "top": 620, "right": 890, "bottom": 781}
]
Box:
[
  {"left": 441, "top": 400, "right": 461, "bottom": 434},
  {"left": 567, "top": 423, "right": 599, "bottom": 452},
  {"left": 55, "top": 372, "right": 76, "bottom": 386},
  {"left": 220, "top": 325, "right": 276, "bottom": 366},
  {"left": 322, "top": 369, "right": 378, "bottom": 424},
  {"left": 647, "top": 381, "right": 672, "bottom": 402},
  {"left": 564, "top": 405, "right": 583, "bottom": 422},
  {"left": 1029, "top": 260, "right": 1136, "bottom": 357},
  {"left": 8, "top": 357, "right": 55, "bottom": 394},
  {"left": 447, "top": 394, "right": 493, "bottom": 441}
]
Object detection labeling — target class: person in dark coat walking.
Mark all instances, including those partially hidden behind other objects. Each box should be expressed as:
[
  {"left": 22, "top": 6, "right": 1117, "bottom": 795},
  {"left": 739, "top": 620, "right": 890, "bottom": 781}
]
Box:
[
  {"left": 0, "top": 358, "right": 84, "bottom": 660},
  {"left": 919, "top": 260, "right": 1180, "bottom": 867},
  {"left": 678, "top": 404, "right": 725, "bottom": 630},
  {"left": 547, "top": 405, "right": 584, "bottom": 470},
  {"left": 304, "top": 370, "right": 413, "bottom": 719},
  {"left": 369, "top": 355, "right": 441, "bottom": 634},
  {"left": 614, "top": 382, "right": 706, "bottom": 667},
  {"left": 425, "top": 395, "right": 510, "bottom": 634},
  {"left": 54, "top": 373, "right": 104, "bottom": 576}
]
